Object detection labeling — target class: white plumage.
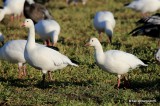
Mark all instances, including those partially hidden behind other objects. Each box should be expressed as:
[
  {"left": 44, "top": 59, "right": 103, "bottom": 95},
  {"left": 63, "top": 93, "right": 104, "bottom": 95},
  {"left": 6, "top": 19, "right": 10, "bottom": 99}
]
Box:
[
  {"left": 125, "top": 0, "right": 160, "bottom": 14},
  {"left": 35, "top": 19, "right": 60, "bottom": 46},
  {"left": 93, "top": 11, "right": 116, "bottom": 43},
  {"left": 23, "top": 19, "right": 78, "bottom": 83},
  {"left": 0, "top": 0, "right": 25, "bottom": 21},
  {"left": 0, "top": 39, "right": 26, "bottom": 78},
  {"left": 86, "top": 37, "right": 147, "bottom": 88}
]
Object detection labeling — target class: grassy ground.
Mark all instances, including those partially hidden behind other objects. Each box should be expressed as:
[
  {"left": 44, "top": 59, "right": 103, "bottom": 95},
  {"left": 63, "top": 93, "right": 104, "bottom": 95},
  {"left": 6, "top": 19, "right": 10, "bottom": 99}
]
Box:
[{"left": 0, "top": 0, "right": 159, "bottom": 105}]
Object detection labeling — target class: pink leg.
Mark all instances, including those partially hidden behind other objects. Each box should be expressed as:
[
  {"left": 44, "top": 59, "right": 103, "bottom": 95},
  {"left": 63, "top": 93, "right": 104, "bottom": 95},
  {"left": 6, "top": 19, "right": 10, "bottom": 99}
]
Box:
[
  {"left": 22, "top": 65, "right": 27, "bottom": 77},
  {"left": 47, "top": 71, "right": 53, "bottom": 81},
  {"left": 10, "top": 15, "right": 14, "bottom": 22},
  {"left": 18, "top": 66, "right": 22, "bottom": 79},
  {"left": 117, "top": 78, "right": 121, "bottom": 88}
]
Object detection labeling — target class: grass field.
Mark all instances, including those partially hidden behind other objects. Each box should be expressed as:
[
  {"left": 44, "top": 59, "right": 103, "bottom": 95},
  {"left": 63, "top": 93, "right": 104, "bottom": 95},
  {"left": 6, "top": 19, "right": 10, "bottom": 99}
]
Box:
[{"left": 0, "top": 0, "right": 159, "bottom": 105}]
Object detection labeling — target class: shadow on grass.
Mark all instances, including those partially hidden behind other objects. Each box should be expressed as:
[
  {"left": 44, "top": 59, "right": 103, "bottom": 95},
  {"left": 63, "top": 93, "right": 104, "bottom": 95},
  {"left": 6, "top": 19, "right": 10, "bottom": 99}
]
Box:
[
  {"left": 64, "top": 93, "right": 103, "bottom": 105},
  {"left": 0, "top": 76, "right": 37, "bottom": 88},
  {"left": 35, "top": 79, "right": 94, "bottom": 89},
  {"left": 130, "top": 78, "right": 160, "bottom": 102}
]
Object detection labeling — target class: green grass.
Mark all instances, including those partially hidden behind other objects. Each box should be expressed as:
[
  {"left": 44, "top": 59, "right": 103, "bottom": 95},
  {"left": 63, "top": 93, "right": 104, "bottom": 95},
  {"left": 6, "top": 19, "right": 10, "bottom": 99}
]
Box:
[{"left": 0, "top": 0, "right": 159, "bottom": 105}]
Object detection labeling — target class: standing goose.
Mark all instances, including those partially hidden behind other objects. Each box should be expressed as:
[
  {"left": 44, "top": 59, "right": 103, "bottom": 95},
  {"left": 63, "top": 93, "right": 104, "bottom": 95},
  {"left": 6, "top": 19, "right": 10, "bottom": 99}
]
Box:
[
  {"left": 0, "top": 39, "right": 27, "bottom": 78},
  {"left": 0, "top": 0, "right": 25, "bottom": 21},
  {"left": 0, "top": 32, "right": 58, "bottom": 78},
  {"left": 35, "top": 19, "right": 60, "bottom": 46},
  {"left": 85, "top": 37, "right": 147, "bottom": 88},
  {"left": 22, "top": 19, "right": 78, "bottom": 83},
  {"left": 125, "top": 0, "right": 160, "bottom": 17},
  {"left": 24, "top": 0, "right": 52, "bottom": 24},
  {"left": 93, "top": 11, "right": 116, "bottom": 43}
]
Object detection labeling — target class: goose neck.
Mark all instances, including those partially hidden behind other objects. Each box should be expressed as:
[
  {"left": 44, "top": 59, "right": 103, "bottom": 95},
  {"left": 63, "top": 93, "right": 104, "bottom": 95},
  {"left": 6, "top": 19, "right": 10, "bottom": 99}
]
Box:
[
  {"left": 27, "top": 26, "right": 36, "bottom": 47},
  {"left": 94, "top": 44, "right": 104, "bottom": 56}
]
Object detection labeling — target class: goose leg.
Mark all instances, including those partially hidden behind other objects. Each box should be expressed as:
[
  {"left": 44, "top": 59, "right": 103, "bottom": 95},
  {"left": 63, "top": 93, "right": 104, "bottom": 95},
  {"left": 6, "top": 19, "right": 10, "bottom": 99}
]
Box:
[
  {"left": 22, "top": 64, "right": 27, "bottom": 77},
  {"left": 10, "top": 15, "right": 14, "bottom": 22},
  {"left": 117, "top": 75, "right": 121, "bottom": 88},
  {"left": 47, "top": 71, "right": 53, "bottom": 81},
  {"left": 18, "top": 66, "right": 22, "bottom": 79}
]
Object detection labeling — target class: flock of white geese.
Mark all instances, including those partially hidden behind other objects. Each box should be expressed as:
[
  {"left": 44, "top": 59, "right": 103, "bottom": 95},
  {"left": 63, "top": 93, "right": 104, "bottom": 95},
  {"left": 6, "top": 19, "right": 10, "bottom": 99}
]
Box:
[{"left": 0, "top": 0, "right": 160, "bottom": 88}]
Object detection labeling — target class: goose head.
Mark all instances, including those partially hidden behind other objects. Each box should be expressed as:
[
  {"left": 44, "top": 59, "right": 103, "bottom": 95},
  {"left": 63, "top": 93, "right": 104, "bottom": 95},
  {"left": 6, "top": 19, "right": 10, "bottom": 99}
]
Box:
[
  {"left": 85, "top": 37, "right": 101, "bottom": 47},
  {"left": 22, "top": 19, "right": 34, "bottom": 28}
]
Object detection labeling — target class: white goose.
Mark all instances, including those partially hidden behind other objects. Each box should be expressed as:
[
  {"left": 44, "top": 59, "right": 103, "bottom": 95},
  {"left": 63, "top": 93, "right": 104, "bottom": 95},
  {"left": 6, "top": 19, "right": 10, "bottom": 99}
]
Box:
[
  {"left": 35, "top": 19, "right": 60, "bottom": 46},
  {"left": 23, "top": 19, "right": 78, "bottom": 83},
  {"left": 125, "top": 0, "right": 160, "bottom": 16},
  {"left": 0, "top": 39, "right": 27, "bottom": 78},
  {"left": 85, "top": 37, "right": 148, "bottom": 88},
  {"left": 93, "top": 11, "right": 116, "bottom": 43},
  {"left": 0, "top": 0, "right": 25, "bottom": 21}
]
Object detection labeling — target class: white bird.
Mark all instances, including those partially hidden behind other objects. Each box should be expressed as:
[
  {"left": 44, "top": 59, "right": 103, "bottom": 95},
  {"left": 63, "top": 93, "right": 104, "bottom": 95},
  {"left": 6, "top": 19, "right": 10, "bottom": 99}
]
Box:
[
  {"left": 35, "top": 19, "right": 60, "bottom": 46},
  {"left": 0, "top": 39, "right": 27, "bottom": 78},
  {"left": 22, "top": 19, "right": 78, "bottom": 84},
  {"left": 0, "top": 0, "right": 25, "bottom": 21},
  {"left": 93, "top": 11, "right": 116, "bottom": 43},
  {"left": 125, "top": 0, "right": 160, "bottom": 17},
  {"left": 85, "top": 37, "right": 147, "bottom": 88}
]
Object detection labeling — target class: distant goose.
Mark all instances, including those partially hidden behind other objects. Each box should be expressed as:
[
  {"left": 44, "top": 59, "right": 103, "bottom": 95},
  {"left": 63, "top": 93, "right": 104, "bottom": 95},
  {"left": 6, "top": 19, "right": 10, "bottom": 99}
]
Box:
[
  {"left": 24, "top": 0, "right": 52, "bottom": 24},
  {"left": 129, "top": 24, "right": 160, "bottom": 38},
  {"left": 22, "top": 19, "right": 78, "bottom": 84},
  {"left": 93, "top": 11, "right": 116, "bottom": 43},
  {"left": 125, "top": 0, "right": 160, "bottom": 17},
  {"left": 85, "top": 37, "right": 147, "bottom": 88},
  {"left": 0, "top": 0, "right": 25, "bottom": 21},
  {"left": 137, "top": 13, "right": 160, "bottom": 25},
  {"left": 35, "top": 19, "right": 60, "bottom": 46},
  {"left": 66, "top": 0, "right": 87, "bottom": 5}
]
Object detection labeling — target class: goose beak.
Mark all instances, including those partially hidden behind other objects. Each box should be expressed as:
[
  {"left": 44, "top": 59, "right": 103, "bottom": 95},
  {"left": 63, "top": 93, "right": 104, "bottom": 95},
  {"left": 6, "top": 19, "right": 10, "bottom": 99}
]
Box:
[
  {"left": 21, "top": 22, "right": 25, "bottom": 27},
  {"left": 85, "top": 43, "right": 90, "bottom": 46}
]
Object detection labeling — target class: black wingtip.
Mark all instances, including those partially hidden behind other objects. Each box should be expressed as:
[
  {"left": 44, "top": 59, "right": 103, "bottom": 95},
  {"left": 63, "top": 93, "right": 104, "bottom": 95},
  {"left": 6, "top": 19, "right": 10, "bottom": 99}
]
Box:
[
  {"left": 46, "top": 46, "right": 59, "bottom": 51},
  {"left": 70, "top": 59, "right": 80, "bottom": 65}
]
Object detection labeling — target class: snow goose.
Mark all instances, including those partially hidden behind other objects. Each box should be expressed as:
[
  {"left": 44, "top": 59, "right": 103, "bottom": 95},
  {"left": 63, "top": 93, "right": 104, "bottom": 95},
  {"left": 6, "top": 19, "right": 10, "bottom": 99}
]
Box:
[
  {"left": 35, "top": 19, "right": 60, "bottom": 46},
  {"left": 137, "top": 13, "right": 160, "bottom": 25},
  {"left": 0, "top": 40, "right": 27, "bottom": 78},
  {"left": 93, "top": 11, "right": 116, "bottom": 43},
  {"left": 85, "top": 37, "right": 147, "bottom": 88},
  {"left": 0, "top": 0, "right": 25, "bottom": 22},
  {"left": 125, "top": 0, "right": 160, "bottom": 17},
  {"left": 129, "top": 24, "right": 160, "bottom": 38},
  {"left": 22, "top": 19, "right": 78, "bottom": 84},
  {"left": 24, "top": 0, "right": 52, "bottom": 24}
]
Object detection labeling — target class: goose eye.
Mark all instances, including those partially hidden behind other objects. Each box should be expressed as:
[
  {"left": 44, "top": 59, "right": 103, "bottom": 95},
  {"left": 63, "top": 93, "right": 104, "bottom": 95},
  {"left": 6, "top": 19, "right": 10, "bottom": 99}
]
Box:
[
  {"left": 27, "top": 21, "right": 28, "bottom": 22},
  {"left": 92, "top": 40, "right": 93, "bottom": 42}
]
